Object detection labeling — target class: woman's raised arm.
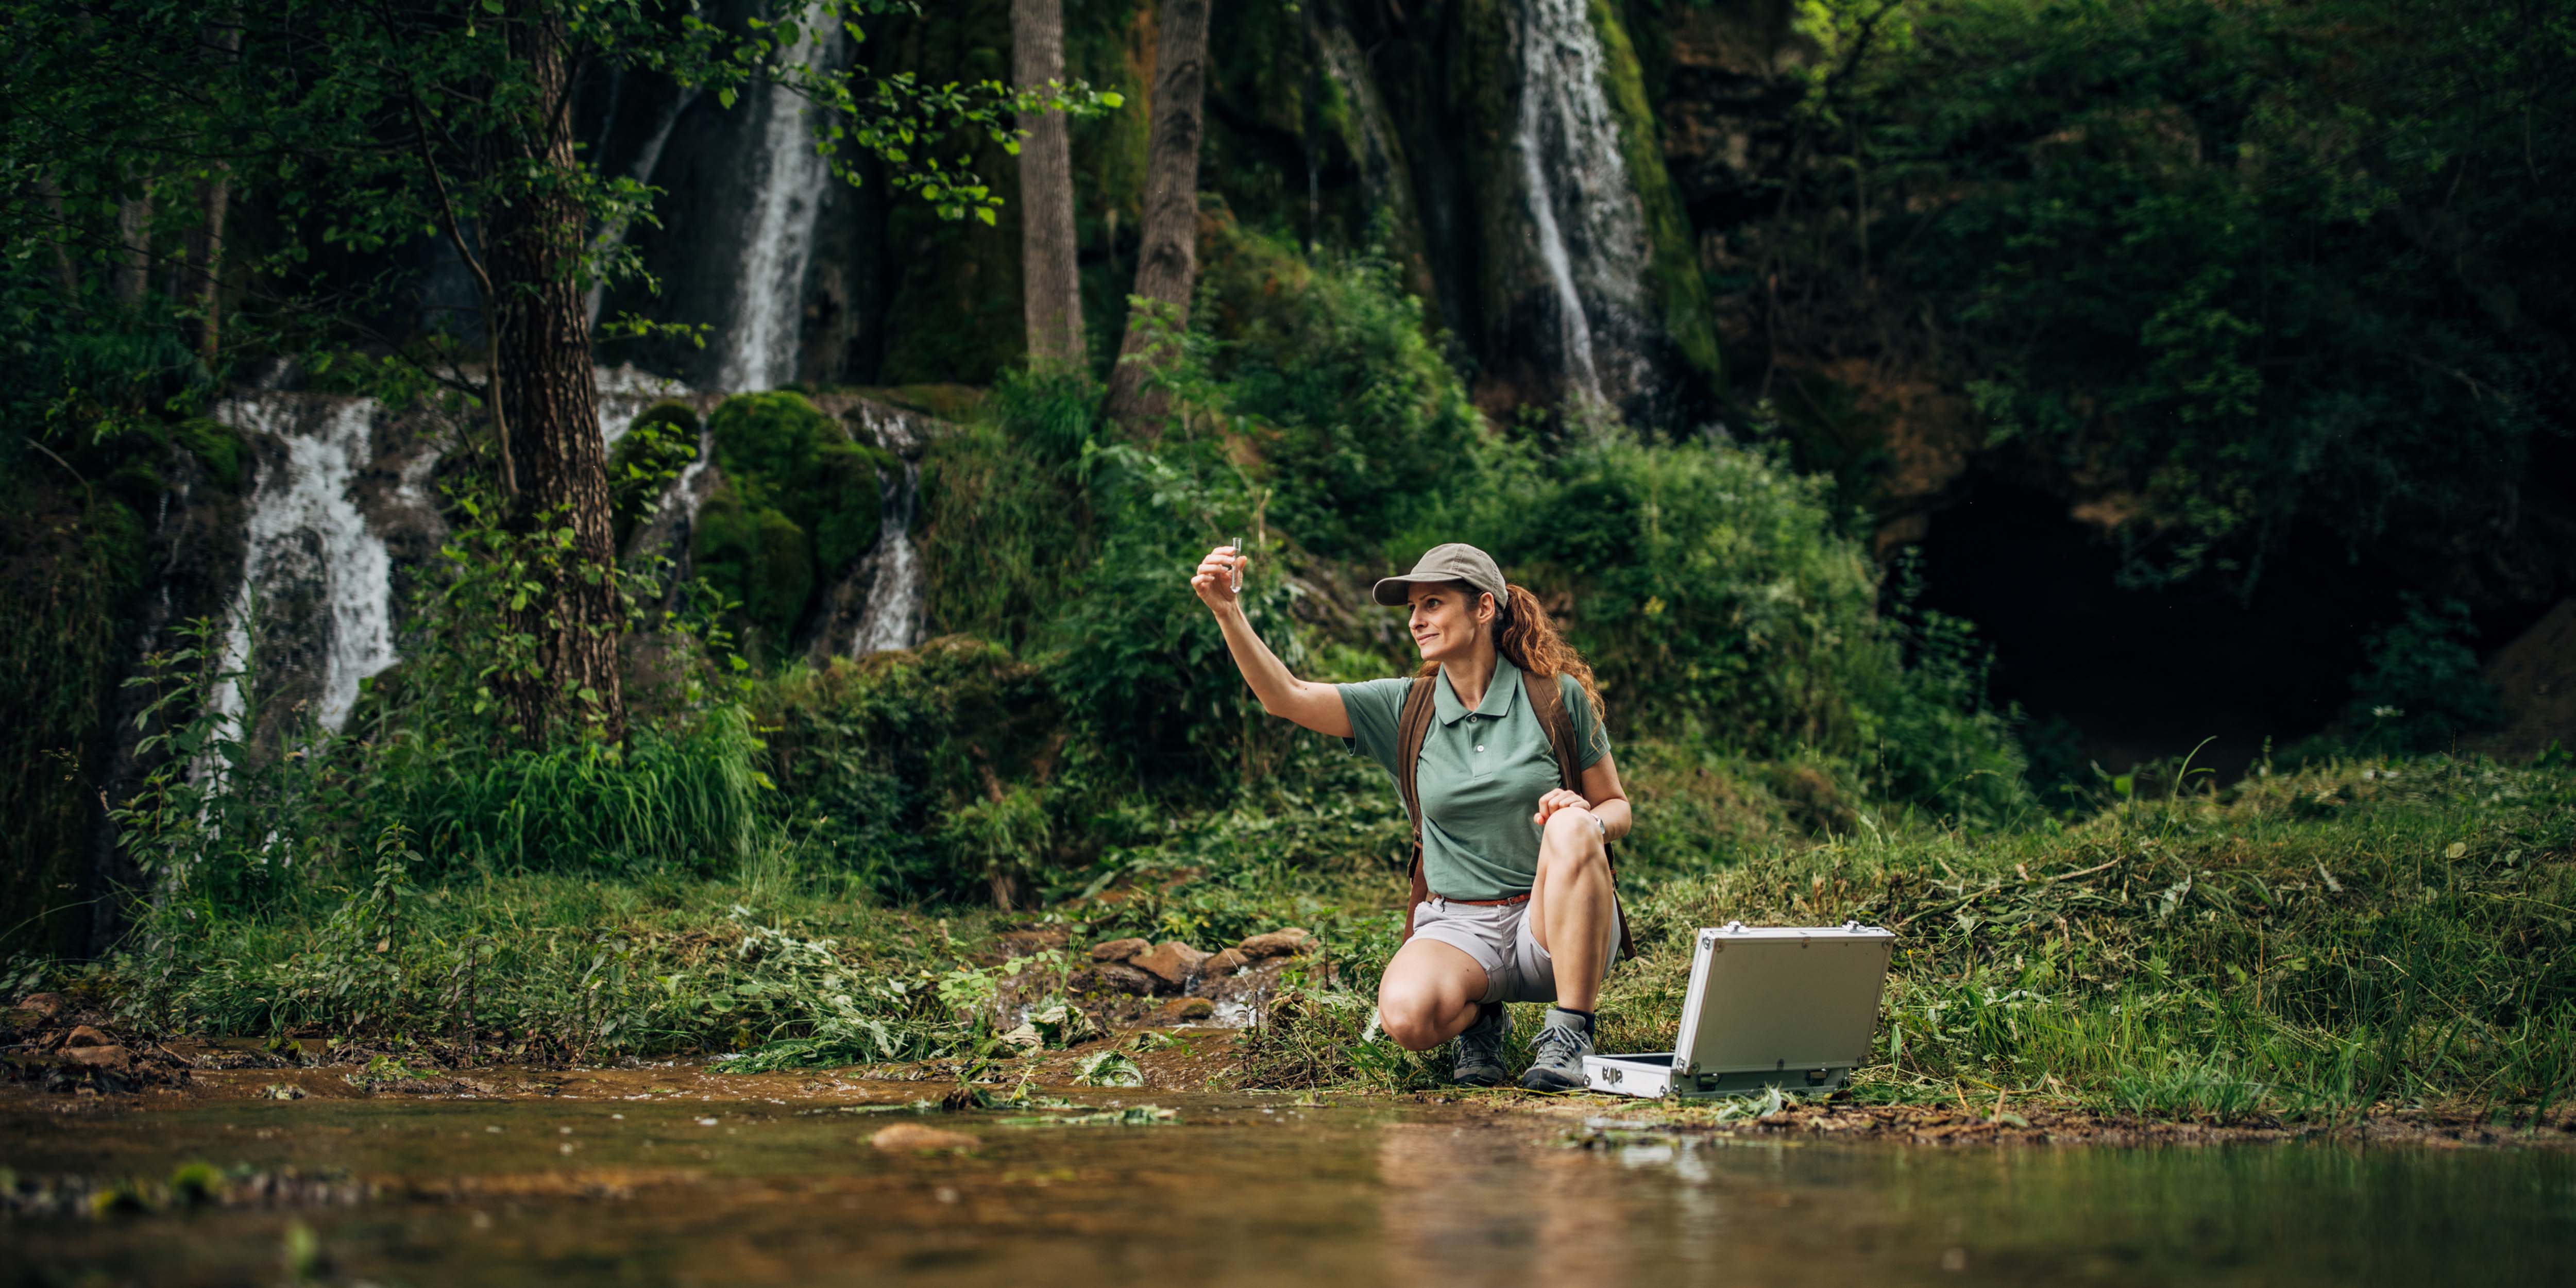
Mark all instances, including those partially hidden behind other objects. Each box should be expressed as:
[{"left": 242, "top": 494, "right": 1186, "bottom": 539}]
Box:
[{"left": 1190, "top": 545, "right": 1354, "bottom": 738}]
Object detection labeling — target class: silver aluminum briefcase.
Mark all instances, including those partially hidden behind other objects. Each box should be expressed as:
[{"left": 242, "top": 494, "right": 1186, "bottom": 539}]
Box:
[{"left": 1584, "top": 921, "right": 1896, "bottom": 1098}]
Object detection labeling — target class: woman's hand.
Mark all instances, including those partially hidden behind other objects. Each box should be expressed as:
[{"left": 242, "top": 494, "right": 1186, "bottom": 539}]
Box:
[
  {"left": 1532, "top": 788, "right": 1594, "bottom": 829},
  {"left": 1189, "top": 544, "right": 1246, "bottom": 613}
]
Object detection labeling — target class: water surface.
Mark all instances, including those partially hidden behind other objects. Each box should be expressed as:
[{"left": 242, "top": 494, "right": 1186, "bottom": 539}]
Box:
[{"left": 4, "top": 1090, "right": 2569, "bottom": 1286}]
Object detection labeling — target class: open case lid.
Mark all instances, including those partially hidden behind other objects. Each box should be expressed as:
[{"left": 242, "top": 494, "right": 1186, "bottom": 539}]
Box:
[{"left": 1671, "top": 921, "right": 1896, "bottom": 1078}]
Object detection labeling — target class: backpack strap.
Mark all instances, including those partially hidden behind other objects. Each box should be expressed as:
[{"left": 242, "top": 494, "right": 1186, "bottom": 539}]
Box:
[
  {"left": 1525, "top": 672, "right": 1636, "bottom": 961},
  {"left": 1395, "top": 674, "right": 1437, "bottom": 942}
]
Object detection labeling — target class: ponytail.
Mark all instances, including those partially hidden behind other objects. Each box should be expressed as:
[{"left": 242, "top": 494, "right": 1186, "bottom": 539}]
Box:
[{"left": 1497, "top": 583, "right": 1605, "bottom": 726}]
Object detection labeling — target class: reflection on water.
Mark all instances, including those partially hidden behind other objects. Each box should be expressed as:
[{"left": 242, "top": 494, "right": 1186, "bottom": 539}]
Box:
[{"left": 3, "top": 1092, "right": 2570, "bottom": 1286}]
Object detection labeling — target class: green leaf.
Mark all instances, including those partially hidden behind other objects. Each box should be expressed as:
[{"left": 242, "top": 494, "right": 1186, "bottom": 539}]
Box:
[
  {"left": 481, "top": 0, "right": 503, "bottom": 10},
  {"left": 975, "top": 207, "right": 996, "bottom": 226},
  {"left": 718, "top": 87, "right": 739, "bottom": 110}
]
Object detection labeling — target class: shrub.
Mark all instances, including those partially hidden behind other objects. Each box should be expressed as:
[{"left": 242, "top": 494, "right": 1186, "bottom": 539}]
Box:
[
  {"left": 1044, "top": 436, "right": 1302, "bottom": 787},
  {"left": 2341, "top": 597, "right": 2504, "bottom": 754},
  {"left": 752, "top": 638, "right": 1064, "bottom": 904},
  {"left": 372, "top": 705, "right": 765, "bottom": 877},
  {"left": 606, "top": 400, "right": 700, "bottom": 546},
  {"left": 917, "top": 367, "right": 1097, "bottom": 649},
  {"left": 1194, "top": 220, "right": 1484, "bottom": 556},
  {"left": 1411, "top": 432, "right": 2026, "bottom": 817}
]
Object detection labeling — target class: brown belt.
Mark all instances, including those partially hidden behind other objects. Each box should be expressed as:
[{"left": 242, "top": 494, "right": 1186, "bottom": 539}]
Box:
[{"left": 1432, "top": 891, "right": 1531, "bottom": 907}]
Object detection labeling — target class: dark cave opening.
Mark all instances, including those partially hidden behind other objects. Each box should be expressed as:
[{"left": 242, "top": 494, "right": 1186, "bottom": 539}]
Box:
[{"left": 1909, "top": 481, "right": 2409, "bottom": 781}]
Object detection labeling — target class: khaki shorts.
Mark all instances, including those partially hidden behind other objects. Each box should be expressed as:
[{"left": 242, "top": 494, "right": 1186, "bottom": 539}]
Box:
[{"left": 1411, "top": 896, "right": 1617, "bottom": 1005}]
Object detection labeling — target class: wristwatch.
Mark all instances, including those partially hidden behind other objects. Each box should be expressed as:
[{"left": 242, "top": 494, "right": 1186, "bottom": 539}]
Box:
[{"left": 1591, "top": 814, "right": 1607, "bottom": 842}]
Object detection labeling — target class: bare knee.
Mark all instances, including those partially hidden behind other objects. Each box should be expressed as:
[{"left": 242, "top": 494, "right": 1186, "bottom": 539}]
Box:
[
  {"left": 1537, "top": 821, "right": 1611, "bottom": 886},
  {"left": 1376, "top": 985, "right": 1451, "bottom": 1052}
]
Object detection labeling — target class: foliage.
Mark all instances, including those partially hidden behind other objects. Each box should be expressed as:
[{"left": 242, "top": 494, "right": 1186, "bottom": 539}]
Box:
[
  {"left": 1044, "top": 431, "right": 1303, "bottom": 787},
  {"left": 0, "top": 473, "right": 151, "bottom": 955},
  {"left": 606, "top": 401, "right": 701, "bottom": 547},
  {"left": 917, "top": 366, "right": 1098, "bottom": 649},
  {"left": 751, "top": 638, "right": 1063, "bottom": 905},
  {"left": 1193, "top": 221, "right": 1485, "bottom": 556},
  {"left": 367, "top": 709, "right": 764, "bottom": 877},
  {"left": 3, "top": 0, "right": 1103, "bottom": 360},
  {"left": 1421, "top": 430, "right": 2026, "bottom": 817},
  {"left": 1773, "top": 0, "right": 2576, "bottom": 591},
  {"left": 2340, "top": 597, "right": 2505, "bottom": 755},
  {"left": 1253, "top": 755, "right": 2576, "bottom": 1116}
]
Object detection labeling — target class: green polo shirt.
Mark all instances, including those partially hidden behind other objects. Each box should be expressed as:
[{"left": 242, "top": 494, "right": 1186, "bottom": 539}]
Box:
[{"left": 1337, "top": 655, "right": 1611, "bottom": 902}]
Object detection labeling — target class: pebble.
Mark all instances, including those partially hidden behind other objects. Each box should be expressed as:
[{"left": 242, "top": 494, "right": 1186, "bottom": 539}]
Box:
[{"left": 870, "top": 1124, "right": 976, "bottom": 1152}]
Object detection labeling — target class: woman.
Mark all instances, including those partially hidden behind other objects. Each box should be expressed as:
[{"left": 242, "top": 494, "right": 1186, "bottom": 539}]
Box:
[{"left": 1189, "top": 540, "right": 1630, "bottom": 1090}]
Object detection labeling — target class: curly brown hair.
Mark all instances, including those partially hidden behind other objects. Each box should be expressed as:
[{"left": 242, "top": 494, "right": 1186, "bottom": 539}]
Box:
[{"left": 1414, "top": 581, "right": 1605, "bottom": 724}]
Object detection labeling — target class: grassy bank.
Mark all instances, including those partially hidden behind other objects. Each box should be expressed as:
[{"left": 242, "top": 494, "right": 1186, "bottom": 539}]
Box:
[
  {"left": 1250, "top": 754, "right": 2576, "bottom": 1121},
  {"left": 36, "top": 752, "right": 2569, "bottom": 1123}
]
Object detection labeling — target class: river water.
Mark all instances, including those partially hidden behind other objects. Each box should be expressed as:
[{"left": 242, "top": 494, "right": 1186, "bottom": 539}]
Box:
[{"left": 5, "top": 1085, "right": 2570, "bottom": 1286}]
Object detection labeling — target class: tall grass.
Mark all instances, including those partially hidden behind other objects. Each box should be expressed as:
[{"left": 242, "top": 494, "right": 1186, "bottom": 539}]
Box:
[
  {"left": 375, "top": 706, "right": 764, "bottom": 876},
  {"left": 1601, "top": 756, "right": 2576, "bottom": 1115}
]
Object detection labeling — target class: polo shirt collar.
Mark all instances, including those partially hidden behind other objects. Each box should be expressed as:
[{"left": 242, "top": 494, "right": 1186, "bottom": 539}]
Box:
[{"left": 1435, "top": 654, "right": 1523, "bottom": 725}]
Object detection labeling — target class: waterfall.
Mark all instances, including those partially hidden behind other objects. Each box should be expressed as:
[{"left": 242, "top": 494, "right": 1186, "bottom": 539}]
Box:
[
  {"left": 845, "top": 404, "right": 925, "bottom": 655},
  {"left": 715, "top": 30, "right": 843, "bottom": 394},
  {"left": 1509, "top": 0, "right": 1656, "bottom": 414},
  {"left": 210, "top": 397, "right": 417, "bottom": 735}
]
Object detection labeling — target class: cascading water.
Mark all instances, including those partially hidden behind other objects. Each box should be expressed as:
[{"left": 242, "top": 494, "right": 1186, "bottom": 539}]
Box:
[
  {"left": 210, "top": 397, "right": 419, "bottom": 736},
  {"left": 715, "top": 29, "right": 844, "bottom": 394},
  {"left": 845, "top": 404, "right": 925, "bottom": 655},
  {"left": 1509, "top": 0, "right": 1657, "bottom": 415}
]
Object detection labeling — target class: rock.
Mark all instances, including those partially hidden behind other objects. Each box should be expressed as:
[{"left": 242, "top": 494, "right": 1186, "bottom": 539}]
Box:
[
  {"left": 63, "top": 1025, "right": 113, "bottom": 1048},
  {"left": 1089, "top": 937, "right": 1152, "bottom": 963},
  {"left": 14, "top": 992, "right": 66, "bottom": 1021},
  {"left": 1078, "top": 963, "right": 1164, "bottom": 996},
  {"left": 869, "top": 1123, "right": 976, "bottom": 1152},
  {"left": 1158, "top": 997, "right": 1215, "bottom": 1023},
  {"left": 1026, "top": 1002, "right": 1101, "bottom": 1047},
  {"left": 63, "top": 1044, "right": 130, "bottom": 1070},
  {"left": 1201, "top": 948, "right": 1252, "bottom": 977},
  {"left": 997, "top": 1022, "right": 1045, "bottom": 1054},
  {"left": 1130, "top": 941, "right": 1210, "bottom": 987},
  {"left": 1236, "top": 928, "right": 1315, "bottom": 959}
]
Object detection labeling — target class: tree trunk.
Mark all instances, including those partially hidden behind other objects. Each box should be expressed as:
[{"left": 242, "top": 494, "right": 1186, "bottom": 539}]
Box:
[
  {"left": 113, "top": 193, "right": 153, "bottom": 306},
  {"left": 1100, "top": 0, "right": 1211, "bottom": 430},
  {"left": 184, "top": 21, "right": 243, "bottom": 362},
  {"left": 35, "top": 174, "right": 78, "bottom": 295},
  {"left": 1012, "top": 0, "right": 1085, "bottom": 368},
  {"left": 485, "top": 6, "right": 624, "bottom": 740}
]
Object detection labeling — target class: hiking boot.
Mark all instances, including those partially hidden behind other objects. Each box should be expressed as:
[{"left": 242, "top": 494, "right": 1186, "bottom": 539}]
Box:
[
  {"left": 1519, "top": 1007, "right": 1594, "bottom": 1092},
  {"left": 1452, "top": 1002, "right": 1511, "bottom": 1087}
]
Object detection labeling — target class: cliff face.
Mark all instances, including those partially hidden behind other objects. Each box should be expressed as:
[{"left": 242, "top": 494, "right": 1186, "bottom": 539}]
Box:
[{"left": 587, "top": 0, "right": 1755, "bottom": 432}]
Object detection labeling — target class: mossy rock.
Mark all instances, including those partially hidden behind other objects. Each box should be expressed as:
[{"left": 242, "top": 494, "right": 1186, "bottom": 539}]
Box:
[
  {"left": 694, "top": 392, "right": 892, "bottom": 657},
  {"left": 691, "top": 481, "right": 815, "bottom": 652},
  {"left": 707, "top": 391, "right": 886, "bottom": 560},
  {"left": 168, "top": 417, "right": 248, "bottom": 492}
]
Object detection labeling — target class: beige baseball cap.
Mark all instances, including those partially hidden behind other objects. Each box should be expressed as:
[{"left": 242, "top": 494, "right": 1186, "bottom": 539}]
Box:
[{"left": 1371, "top": 543, "right": 1507, "bottom": 607}]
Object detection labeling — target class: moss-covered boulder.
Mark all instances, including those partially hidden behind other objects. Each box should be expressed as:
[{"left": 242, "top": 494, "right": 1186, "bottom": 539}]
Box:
[{"left": 689, "top": 392, "right": 895, "bottom": 657}]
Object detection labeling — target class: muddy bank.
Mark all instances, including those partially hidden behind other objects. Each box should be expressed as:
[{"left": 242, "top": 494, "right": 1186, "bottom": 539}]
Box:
[
  {"left": 11, "top": 1041, "right": 2570, "bottom": 1157},
  {"left": 14, "top": 983, "right": 2572, "bottom": 1155}
]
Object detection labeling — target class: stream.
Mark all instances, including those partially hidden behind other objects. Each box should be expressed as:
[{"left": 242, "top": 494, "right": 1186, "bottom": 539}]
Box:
[{"left": 5, "top": 1079, "right": 2571, "bottom": 1286}]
